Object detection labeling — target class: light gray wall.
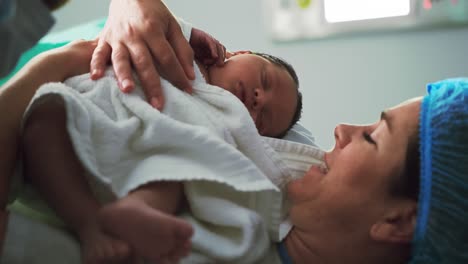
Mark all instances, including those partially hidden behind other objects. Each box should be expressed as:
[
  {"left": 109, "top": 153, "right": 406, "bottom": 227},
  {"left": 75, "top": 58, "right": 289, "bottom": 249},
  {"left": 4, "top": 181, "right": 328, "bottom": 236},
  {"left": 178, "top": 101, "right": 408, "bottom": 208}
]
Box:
[
  {"left": 51, "top": 0, "right": 468, "bottom": 149},
  {"left": 51, "top": 0, "right": 110, "bottom": 32}
]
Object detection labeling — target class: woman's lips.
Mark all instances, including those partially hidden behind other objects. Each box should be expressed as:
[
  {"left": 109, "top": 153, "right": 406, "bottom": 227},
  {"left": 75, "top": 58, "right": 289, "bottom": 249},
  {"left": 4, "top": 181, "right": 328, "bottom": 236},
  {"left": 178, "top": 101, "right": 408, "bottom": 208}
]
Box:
[
  {"left": 308, "top": 164, "right": 328, "bottom": 178},
  {"left": 319, "top": 164, "right": 329, "bottom": 175}
]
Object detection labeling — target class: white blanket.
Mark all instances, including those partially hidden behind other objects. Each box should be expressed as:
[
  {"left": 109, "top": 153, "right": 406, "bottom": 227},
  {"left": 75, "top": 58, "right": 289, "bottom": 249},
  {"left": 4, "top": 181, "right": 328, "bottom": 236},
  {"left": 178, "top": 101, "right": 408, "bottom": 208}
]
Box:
[{"left": 22, "top": 66, "right": 296, "bottom": 263}]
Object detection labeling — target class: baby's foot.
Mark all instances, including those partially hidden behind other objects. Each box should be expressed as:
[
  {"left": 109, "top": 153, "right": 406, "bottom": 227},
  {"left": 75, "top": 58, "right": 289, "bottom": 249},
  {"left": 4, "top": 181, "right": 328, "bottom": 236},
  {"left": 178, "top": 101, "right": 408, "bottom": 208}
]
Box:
[
  {"left": 98, "top": 197, "right": 194, "bottom": 263},
  {"left": 78, "top": 218, "right": 132, "bottom": 264}
]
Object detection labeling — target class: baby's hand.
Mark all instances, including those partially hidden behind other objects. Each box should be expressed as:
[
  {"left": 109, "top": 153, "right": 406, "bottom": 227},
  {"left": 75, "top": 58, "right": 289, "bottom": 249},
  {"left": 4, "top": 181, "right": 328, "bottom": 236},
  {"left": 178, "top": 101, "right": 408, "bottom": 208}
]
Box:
[{"left": 190, "top": 28, "right": 227, "bottom": 67}]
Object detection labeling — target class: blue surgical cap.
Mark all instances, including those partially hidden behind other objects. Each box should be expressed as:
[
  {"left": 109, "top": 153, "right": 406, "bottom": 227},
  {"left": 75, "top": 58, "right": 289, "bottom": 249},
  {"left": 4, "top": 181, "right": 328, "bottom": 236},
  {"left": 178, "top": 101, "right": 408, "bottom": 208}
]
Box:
[{"left": 410, "top": 78, "right": 468, "bottom": 263}]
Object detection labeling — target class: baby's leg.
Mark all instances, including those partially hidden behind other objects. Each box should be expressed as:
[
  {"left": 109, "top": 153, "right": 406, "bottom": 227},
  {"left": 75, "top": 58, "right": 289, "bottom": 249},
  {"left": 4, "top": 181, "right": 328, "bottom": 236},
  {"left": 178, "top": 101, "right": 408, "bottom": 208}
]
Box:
[
  {"left": 22, "top": 98, "right": 131, "bottom": 264},
  {"left": 99, "top": 181, "right": 194, "bottom": 263}
]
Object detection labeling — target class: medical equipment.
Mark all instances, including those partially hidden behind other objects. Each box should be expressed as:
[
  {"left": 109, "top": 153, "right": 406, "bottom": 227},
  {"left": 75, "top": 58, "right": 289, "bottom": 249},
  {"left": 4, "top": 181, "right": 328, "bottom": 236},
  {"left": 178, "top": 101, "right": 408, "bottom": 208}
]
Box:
[{"left": 264, "top": 0, "right": 468, "bottom": 41}]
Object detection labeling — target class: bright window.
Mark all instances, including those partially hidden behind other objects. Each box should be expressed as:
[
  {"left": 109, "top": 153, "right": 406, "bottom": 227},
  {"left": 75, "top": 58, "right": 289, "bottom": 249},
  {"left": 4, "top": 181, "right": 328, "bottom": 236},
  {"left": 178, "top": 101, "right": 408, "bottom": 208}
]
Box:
[{"left": 324, "top": 0, "right": 411, "bottom": 23}]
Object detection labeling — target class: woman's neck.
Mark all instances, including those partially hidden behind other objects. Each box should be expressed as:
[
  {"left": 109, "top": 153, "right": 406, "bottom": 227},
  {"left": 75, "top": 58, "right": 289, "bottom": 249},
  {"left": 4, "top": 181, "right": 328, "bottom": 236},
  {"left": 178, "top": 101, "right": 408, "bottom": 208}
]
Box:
[
  {"left": 285, "top": 227, "right": 404, "bottom": 264},
  {"left": 284, "top": 227, "right": 323, "bottom": 264}
]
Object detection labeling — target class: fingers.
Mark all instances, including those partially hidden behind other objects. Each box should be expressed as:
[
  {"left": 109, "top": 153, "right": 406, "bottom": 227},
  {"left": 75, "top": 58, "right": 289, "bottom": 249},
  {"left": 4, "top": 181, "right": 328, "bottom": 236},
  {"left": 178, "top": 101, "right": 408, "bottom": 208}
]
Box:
[
  {"left": 147, "top": 35, "right": 193, "bottom": 94},
  {"left": 90, "top": 40, "right": 111, "bottom": 80},
  {"left": 170, "top": 35, "right": 195, "bottom": 83},
  {"left": 201, "top": 32, "right": 225, "bottom": 67},
  {"left": 138, "top": 24, "right": 193, "bottom": 98},
  {"left": 167, "top": 21, "right": 195, "bottom": 82},
  {"left": 110, "top": 43, "right": 135, "bottom": 93},
  {"left": 126, "top": 41, "right": 164, "bottom": 110},
  {"left": 215, "top": 43, "right": 226, "bottom": 66},
  {"left": 226, "top": 51, "right": 234, "bottom": 59}
]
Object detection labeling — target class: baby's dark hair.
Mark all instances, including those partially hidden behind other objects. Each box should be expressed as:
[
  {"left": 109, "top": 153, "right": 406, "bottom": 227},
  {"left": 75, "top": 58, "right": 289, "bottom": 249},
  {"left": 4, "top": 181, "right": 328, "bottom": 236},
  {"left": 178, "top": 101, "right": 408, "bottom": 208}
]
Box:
[{"left": 252, "top": 52, "right": 302, "bottom": 138}]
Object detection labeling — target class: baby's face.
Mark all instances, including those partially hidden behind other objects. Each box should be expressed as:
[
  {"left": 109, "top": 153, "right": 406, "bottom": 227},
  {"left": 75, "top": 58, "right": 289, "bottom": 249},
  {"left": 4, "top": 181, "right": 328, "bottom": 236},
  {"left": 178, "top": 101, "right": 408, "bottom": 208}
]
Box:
[{"left": 207, "top": 54, "right": 298, "bottom": 137}]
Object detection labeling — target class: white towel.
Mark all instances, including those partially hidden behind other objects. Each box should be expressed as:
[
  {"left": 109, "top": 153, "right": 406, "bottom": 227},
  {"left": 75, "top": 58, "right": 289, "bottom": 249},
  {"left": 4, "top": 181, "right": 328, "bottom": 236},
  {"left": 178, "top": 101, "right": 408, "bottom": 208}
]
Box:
[
  {"left": 4, "top": 137, "right": 327, "bottom": 264},
  {"left": 22, "top": 65, "right": 294, "bottom": 263}
]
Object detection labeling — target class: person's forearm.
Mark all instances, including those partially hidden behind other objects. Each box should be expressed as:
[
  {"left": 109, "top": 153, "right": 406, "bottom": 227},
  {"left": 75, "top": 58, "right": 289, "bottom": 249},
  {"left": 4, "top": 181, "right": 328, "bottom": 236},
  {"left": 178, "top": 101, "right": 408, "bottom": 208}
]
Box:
[{"left": 0, "top": 52, "right": 70, "bottom": 209}]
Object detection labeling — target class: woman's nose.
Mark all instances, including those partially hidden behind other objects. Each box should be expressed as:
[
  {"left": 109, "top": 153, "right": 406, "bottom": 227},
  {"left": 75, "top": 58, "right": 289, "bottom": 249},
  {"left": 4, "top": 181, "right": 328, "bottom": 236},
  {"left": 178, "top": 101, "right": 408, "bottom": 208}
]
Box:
[{"left": 334, "top": 124, "right": 356, "bottom": 149}]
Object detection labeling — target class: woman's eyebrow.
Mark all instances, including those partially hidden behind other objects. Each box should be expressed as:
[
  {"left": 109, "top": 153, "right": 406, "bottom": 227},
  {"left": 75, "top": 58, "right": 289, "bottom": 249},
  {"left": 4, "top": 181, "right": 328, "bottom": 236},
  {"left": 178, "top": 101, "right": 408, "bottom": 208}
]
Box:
[{"left": 381, "top": 110, "right": 393, "bottom": 133}]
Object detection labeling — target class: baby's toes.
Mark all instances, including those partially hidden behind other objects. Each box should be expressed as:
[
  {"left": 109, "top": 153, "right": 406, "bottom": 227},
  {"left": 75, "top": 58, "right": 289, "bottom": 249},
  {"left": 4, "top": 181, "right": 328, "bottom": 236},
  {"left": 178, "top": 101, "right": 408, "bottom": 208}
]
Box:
[
  {"left": 99, "top": 239, "right": 132, "bottom": 263},
  {"left": 165, "top": 240, "right": 191, "bottom": 263},
  {"left": 177, "top": 239, "right": 191, "bottom": 257}
]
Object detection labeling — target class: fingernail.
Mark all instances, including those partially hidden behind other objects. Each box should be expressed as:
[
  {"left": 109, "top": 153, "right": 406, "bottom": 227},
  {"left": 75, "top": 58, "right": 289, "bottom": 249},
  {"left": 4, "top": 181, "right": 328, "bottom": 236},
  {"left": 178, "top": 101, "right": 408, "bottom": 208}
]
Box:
[
  {"left": 151, "top": 97, "right": 161, "bottom": 109},
  {"left": 91, "top": 69, "right": 101, "bottom": 79},
  {"left": 121, "top": 79, "right": 133, "bottom": 92}
]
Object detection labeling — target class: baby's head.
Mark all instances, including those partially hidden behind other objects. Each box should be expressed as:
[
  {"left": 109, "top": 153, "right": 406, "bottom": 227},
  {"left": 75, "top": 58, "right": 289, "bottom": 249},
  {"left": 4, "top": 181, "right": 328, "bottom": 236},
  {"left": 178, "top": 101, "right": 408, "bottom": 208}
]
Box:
[{"left": 206, "top": 51, "right": 302, "bottom": 138}]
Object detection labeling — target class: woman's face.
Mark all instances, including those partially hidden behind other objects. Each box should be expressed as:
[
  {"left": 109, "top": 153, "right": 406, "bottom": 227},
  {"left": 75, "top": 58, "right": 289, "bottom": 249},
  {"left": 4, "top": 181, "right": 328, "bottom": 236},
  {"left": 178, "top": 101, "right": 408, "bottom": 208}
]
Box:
[{"left": 287, "top": 97, "right": 421, "bottom": 240}]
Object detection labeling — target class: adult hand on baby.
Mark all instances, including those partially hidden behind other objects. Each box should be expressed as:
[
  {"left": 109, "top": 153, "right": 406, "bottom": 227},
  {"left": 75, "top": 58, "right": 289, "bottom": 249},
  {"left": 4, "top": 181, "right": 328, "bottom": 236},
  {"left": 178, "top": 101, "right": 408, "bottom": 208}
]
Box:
[
  {"left": 190, "top": 28, "right": 227, "bottom": 66},
  {"left": 91, "top": 0, "right": 195, "bottom": 110}
]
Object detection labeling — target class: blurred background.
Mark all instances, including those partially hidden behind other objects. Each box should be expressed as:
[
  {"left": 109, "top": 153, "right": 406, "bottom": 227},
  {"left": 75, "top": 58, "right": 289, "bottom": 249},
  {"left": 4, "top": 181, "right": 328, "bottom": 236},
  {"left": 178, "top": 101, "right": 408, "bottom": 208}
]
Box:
[{"left": 51, "top": 0, "right": 468, "bottom": 149}]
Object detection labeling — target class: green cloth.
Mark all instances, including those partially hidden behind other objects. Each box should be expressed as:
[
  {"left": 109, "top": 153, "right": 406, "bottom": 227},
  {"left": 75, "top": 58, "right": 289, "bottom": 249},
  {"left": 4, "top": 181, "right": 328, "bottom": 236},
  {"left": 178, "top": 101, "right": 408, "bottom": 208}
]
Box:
[{"left": 0, "top": 18, "right": 106, "bottom": 86}]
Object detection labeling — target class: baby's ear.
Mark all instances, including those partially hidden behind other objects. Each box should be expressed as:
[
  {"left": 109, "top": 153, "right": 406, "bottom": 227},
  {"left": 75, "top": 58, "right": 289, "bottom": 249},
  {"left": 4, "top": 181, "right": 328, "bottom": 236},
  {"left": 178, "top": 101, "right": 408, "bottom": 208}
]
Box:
[{"left": 370, "top": 200, "right": 417, "bottom": 244}]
